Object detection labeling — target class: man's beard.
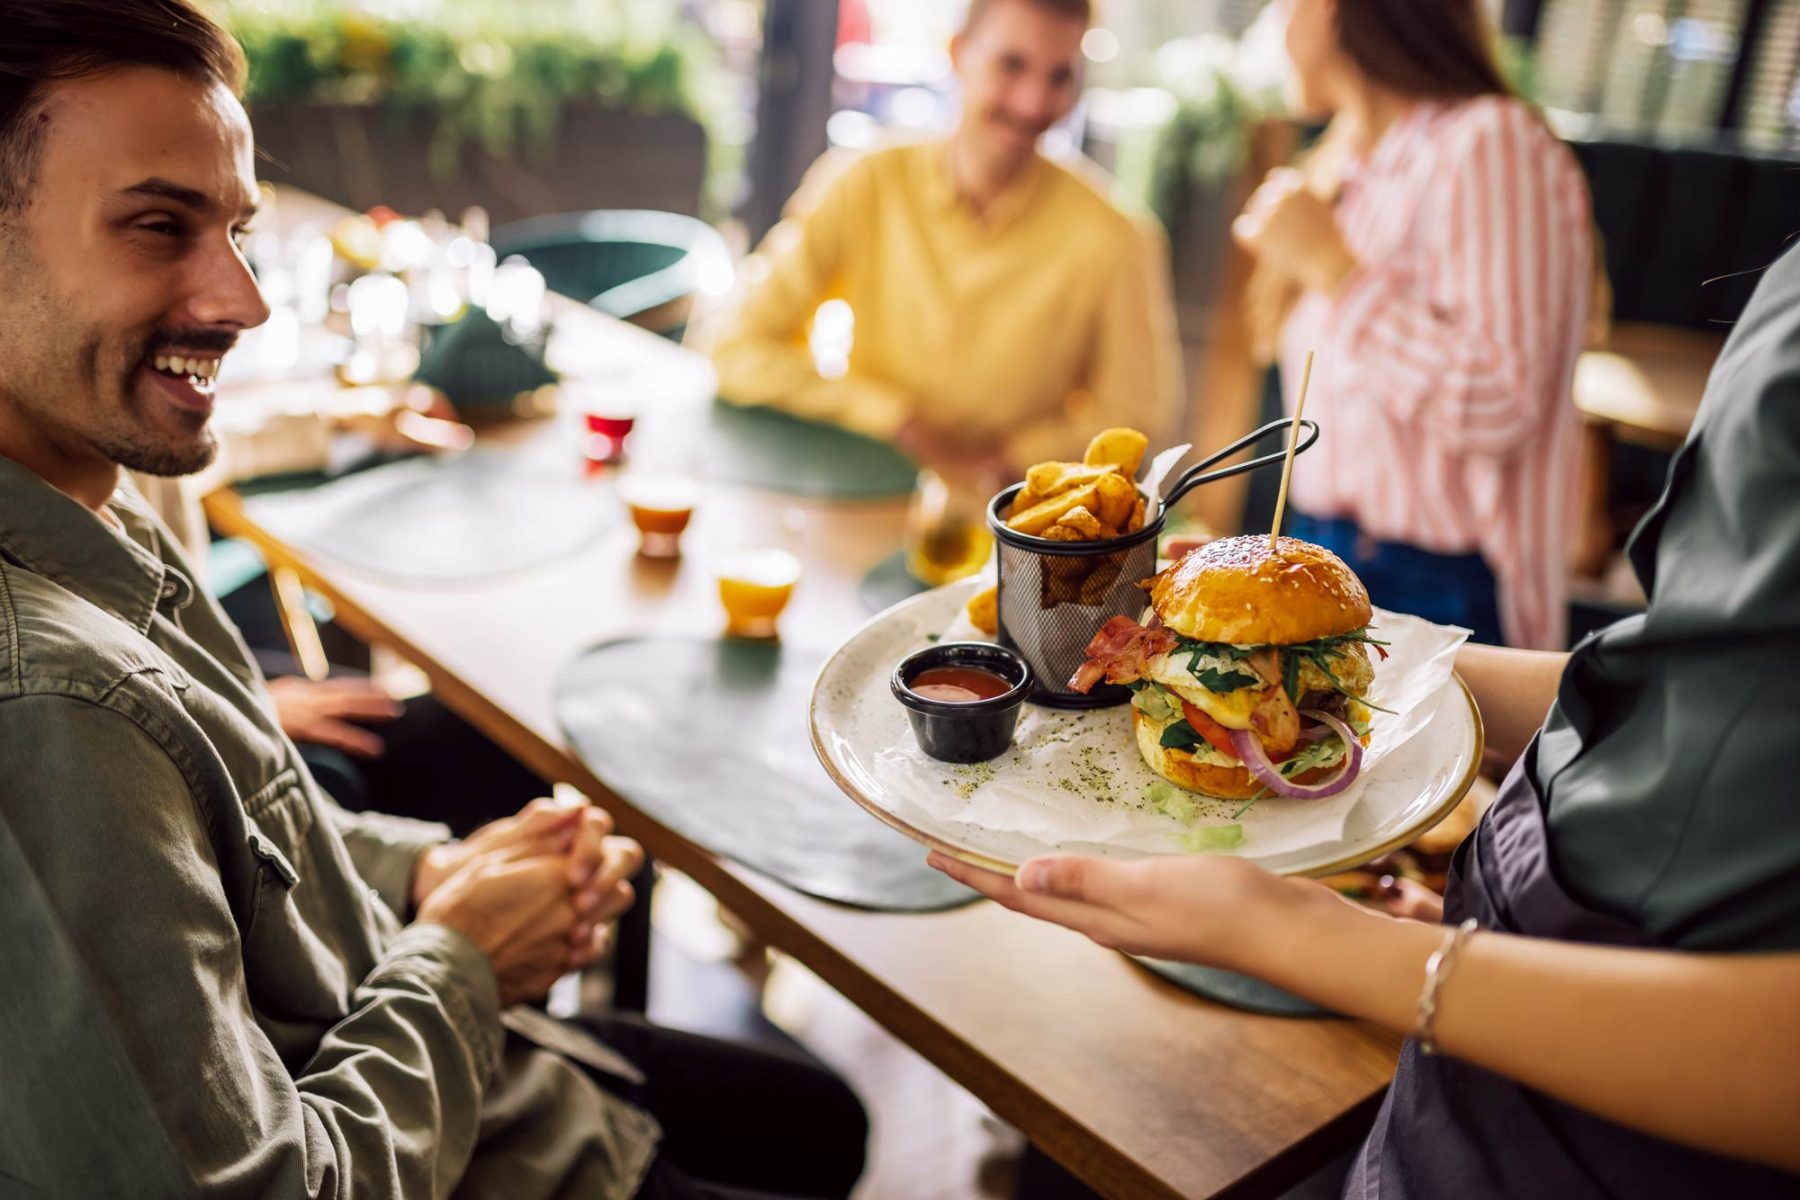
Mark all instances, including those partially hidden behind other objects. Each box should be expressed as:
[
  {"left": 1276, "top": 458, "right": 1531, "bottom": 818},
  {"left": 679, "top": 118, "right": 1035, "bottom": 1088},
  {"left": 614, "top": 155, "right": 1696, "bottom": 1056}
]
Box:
[
  {"left": 91, "top": 409, "right": 219, "bottom": 477},
  {"left": 0, "top": 239, "right": 221, "bottom": 477},
  {"left": 7, "top": 343, "right": 223, "bottom": 478}
]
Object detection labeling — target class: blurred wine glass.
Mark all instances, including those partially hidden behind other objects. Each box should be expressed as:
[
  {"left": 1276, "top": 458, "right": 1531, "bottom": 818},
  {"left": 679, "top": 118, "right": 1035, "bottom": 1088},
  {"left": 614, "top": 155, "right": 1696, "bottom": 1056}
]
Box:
[{"left": 905, "top": 468, "right": 995, "bottom": 587}]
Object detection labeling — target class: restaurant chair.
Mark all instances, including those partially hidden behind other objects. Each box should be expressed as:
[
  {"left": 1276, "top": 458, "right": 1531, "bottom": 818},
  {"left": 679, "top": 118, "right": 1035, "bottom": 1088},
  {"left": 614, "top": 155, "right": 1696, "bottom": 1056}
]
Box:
[{"left": 490, "top": 209, "right": 732, "bottom": 343}]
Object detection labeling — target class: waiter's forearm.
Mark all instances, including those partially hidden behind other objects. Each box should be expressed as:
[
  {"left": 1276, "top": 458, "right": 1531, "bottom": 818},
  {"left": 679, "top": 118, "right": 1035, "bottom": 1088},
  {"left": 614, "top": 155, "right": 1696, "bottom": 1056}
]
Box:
[
  {"left": 1455, "top": 643, "right": 1568, "bottom": 770},
  {"left": 1435, "top": 935, "right": 1800, "bottom": 1174},
  {"left": 1251, "top": 885, "right": 1800, "bottom": 1174}
]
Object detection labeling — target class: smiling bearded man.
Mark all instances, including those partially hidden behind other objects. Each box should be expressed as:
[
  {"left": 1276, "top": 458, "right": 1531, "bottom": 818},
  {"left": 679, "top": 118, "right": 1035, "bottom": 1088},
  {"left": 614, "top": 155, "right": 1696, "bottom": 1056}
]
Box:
[
  {"left": 0, "top": 4, "right": 868, "bottom": 1198},
  {"left": 0, "top": 67, "right": 252, "bottom": 484}
]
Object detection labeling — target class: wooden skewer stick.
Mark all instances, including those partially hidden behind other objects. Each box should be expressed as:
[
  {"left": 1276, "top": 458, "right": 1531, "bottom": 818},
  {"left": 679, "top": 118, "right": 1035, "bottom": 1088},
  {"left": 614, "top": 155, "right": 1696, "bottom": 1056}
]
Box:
[{"left": 1269, "top": 350, "right": 1315, "bottom": 551}]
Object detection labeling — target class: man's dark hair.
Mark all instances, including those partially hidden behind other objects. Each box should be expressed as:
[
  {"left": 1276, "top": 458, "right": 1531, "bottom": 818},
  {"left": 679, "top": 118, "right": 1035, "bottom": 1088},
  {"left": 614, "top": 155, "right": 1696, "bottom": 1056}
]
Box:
[{"left": 0, "top": 0, "right": 245, "bottom": 211}]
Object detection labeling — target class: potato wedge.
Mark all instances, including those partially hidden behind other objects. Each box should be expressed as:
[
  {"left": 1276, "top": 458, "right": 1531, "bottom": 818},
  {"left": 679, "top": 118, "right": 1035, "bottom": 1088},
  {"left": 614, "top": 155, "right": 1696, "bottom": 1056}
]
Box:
[
  {"left": 1083, "top": 427, "right": 1149, "bottom": 479},
  {"left": 1093, "top": 471, "right": 1138, "bottom": 531},
  {"left": 966, "top": 585, "right": 998, "bottom": 636},
  {"left": 1013, "top": 463, "right": 1069, "bottom": 514},
  {"left": 1025, "top": 461, "right": 1116, "bottom": 499},
  {"left": 1055, "top": 505, "right": 1107, "bottom": 540},
  {"left": 1127, "top": 496, "right": 1148, "bottom": 533},
  {"left": 1006, "top": 483, "right": 1101, "bottom": 536}
]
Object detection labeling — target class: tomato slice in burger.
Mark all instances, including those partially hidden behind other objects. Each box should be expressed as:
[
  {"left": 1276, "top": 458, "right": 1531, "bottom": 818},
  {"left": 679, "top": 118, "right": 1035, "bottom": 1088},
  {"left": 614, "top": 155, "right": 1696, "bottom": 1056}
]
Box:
[{"left": 1179, "top": 699, "right": 1239, "bottom": 758}]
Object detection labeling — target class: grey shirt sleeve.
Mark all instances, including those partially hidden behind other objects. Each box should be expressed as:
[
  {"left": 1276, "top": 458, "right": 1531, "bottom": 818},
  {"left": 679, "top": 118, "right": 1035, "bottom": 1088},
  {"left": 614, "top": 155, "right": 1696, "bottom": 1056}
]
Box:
[{"left": 0, "top": 694, "right": 501, "bottom": 1199}]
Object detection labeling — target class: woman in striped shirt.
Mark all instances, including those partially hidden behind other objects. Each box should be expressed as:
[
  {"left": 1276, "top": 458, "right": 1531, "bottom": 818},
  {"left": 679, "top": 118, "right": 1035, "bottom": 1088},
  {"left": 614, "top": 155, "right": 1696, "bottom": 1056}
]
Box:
[{"left": 1233, "top": 0, "right": 1595, "bottom": 649}]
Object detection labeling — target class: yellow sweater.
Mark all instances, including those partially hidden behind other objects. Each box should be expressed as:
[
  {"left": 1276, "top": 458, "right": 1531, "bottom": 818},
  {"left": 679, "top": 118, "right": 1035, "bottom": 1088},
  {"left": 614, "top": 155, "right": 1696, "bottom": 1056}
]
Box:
[{"left": 709, "top": 140, "right": 1183, "bottom": 468}]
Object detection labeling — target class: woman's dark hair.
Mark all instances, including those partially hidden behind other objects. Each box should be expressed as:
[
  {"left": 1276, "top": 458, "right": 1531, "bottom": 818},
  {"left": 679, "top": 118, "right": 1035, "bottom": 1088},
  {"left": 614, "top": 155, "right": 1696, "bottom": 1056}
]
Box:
[
  {"left": 0, "top": 0, "right": 245, "bottom": 210},
  {"left": 1335, "top": 0, "right": 1510, "bottom": 100}
]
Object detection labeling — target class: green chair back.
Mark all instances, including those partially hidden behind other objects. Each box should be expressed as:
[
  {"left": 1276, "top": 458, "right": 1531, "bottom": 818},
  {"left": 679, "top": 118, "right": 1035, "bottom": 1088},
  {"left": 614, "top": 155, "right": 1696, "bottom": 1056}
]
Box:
[{"left": 491, "top": 209, "right": 730, "bottom": 342}]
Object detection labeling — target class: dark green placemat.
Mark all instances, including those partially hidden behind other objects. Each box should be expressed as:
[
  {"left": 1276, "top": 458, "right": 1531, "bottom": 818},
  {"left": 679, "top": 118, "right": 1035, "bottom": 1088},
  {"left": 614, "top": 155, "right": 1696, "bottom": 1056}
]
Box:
[
  {"left": 704, "top": 401, "right": 919, "bottom": 500},
  {"left": 554, "top": 636, "right": 977, "bottom": 912},
  {"left": 242, "top": 439, "right": 618, "bottom": 585},
  {"left": 1134, "top": 957, "right": 1333, "bottom": 1018},
  {"left": 857, "top": 549, "right": 929, "bottom": 614}
]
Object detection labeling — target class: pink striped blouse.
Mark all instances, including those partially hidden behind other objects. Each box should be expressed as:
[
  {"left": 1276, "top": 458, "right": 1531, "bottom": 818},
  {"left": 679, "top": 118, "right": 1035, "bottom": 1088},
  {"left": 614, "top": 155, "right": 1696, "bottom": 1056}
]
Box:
[{"left": 1280, "top": 96, "right": 1594, "bottom": 649}]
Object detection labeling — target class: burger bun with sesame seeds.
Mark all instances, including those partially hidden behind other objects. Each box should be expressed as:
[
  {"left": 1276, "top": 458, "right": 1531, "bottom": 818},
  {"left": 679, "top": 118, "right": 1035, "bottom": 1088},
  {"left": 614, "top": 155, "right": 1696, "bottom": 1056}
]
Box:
[{"left": 1147, "top": 536, "right": 1371, "bottom": 646}]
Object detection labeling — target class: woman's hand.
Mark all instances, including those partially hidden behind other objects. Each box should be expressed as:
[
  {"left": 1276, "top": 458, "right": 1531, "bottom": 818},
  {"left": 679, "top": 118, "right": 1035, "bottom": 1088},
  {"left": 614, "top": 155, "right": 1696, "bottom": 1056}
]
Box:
[
  {"left": 934, "top": 848, "right": 1800, "bottom": 1173},
  {"left": 1233, "top": 168, "right": 1360, "bottom": 296},
  {"left": 927, "top": 849, "right": 1325, "bottom": 970}
]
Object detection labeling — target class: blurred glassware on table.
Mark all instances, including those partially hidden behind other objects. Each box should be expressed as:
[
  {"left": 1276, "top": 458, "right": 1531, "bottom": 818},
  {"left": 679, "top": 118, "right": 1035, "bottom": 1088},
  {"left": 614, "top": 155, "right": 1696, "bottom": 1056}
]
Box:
[
  {"left": 904, "top": 468, "right": 995, "bottom": 587},
  {"left": 233, "top": 197, "right": 506, "bottom": 394},
  {"left": 575, "top": 390, "right": 639, "bottom": 464},
  {"left": 618, "top": 472, "right": 701, "bottom": 559},
  {"left": 488, "top": 256, "right": 549, "bottom": 341},
  {"left": 717, "top": 549, "right": 802, "bottom": 639},
  {"left": 342, "top": 270, "right": 418, "bottom": 385}
]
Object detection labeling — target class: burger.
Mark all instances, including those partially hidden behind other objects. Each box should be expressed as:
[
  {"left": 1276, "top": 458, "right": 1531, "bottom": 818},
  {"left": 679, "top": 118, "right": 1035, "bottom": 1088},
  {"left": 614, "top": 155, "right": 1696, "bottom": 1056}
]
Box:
[{"left": 1068, "top": 535, "right": 1387, "bottom": 801}]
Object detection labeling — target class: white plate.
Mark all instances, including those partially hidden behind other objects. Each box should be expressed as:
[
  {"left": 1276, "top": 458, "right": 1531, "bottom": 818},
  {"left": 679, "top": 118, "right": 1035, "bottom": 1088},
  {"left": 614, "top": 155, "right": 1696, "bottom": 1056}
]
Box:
[{"left": 809, "top": 579, "right": 1483, "bottom": 878}]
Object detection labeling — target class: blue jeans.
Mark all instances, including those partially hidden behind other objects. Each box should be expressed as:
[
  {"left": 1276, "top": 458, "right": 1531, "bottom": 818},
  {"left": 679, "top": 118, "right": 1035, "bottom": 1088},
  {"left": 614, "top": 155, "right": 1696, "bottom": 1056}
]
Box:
[{"left": 1286, "top": 513, "right": 1504, "bottom": 645}]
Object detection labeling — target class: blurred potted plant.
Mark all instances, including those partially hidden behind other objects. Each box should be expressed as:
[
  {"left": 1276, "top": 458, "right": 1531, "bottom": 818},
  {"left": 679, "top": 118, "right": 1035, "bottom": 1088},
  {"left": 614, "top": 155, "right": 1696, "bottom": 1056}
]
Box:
[
  {"left": 226, "top": 0, "right": 728, "bottom": 222},
  {"left": 1142, "top": 32, "right": 1284, "bottom": 314}
]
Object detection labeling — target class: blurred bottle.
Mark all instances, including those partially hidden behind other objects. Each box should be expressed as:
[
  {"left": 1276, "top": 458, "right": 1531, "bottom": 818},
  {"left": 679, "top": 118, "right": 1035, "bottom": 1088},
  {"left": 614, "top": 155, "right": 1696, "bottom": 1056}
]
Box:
[{"left": 905, "top": 468, "right": 995, "bottom": 587}]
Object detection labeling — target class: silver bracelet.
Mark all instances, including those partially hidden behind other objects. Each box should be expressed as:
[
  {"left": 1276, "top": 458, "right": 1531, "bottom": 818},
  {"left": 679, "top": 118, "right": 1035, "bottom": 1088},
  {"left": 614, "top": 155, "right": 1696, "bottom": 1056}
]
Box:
[{"left": 1415, "top": 917, "right": 1479, "bottom": 1056}]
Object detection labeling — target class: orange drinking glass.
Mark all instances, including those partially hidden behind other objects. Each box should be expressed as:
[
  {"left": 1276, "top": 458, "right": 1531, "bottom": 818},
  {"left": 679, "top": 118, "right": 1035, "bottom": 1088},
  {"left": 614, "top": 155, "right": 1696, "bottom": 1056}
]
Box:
[
  {"left": 716, "top": 549, "right": 802, "bottom": 638},
  {"left": 618, "top": 474, "right": 700, "bottom": 559}
]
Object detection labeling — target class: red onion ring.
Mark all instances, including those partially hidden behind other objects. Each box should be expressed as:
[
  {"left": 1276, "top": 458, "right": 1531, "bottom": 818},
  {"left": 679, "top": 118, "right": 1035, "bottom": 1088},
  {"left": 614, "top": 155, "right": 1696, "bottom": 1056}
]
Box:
[{"left": 1226, "top": 707, "right": 1364, "bottom": 799}]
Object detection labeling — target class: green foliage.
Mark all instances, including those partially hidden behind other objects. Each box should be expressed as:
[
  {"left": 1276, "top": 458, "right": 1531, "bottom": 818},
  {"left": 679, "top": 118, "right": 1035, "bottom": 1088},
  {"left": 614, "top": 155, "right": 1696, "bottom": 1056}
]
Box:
[
  {"left": 1143, "top": 35, "right": 1279, "bottom": 235},
  {"left": 222, "top": 1, "right": 722, "bottom": 190},
  {"left": 1498, "top": 35, "right": 1540, "bottom": 104}
]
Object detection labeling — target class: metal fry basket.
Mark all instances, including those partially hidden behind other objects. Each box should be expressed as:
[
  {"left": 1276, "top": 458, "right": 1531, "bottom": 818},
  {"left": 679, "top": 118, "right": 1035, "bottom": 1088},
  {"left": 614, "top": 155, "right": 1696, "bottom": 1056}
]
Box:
[
  {"left": 987, "top": 418, "right": 1321, "bottom": 709},
  {"left": 988, "top": 486, "right": 1160, "bottom": 708}
]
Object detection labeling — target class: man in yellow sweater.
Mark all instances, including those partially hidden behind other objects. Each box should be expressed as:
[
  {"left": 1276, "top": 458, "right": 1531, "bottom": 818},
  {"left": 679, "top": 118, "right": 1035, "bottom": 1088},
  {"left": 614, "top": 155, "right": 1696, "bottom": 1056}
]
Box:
[{"left": 710, "top": 0, "right": 1183, "bottom": 495}]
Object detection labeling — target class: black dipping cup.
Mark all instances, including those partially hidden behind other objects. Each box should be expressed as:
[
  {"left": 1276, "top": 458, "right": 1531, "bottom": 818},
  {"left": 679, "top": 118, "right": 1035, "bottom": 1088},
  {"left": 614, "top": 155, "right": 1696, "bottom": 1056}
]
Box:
[{"left": 891, "top": 642, "right": 1032, "bottom": 764}]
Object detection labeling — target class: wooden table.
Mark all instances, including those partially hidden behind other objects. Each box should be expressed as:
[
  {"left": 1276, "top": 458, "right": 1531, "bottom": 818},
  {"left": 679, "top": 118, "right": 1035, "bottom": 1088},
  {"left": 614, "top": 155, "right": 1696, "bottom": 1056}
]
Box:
[
  {"left": 1575, "top": 323, "right": 1723, "bottom": 450},
  {"left": 1570, "top": 323, "right": 1725, "bottom": 578},
  {"left": 208, "top": 224, "right": 1399, "bottom": 1200}
]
